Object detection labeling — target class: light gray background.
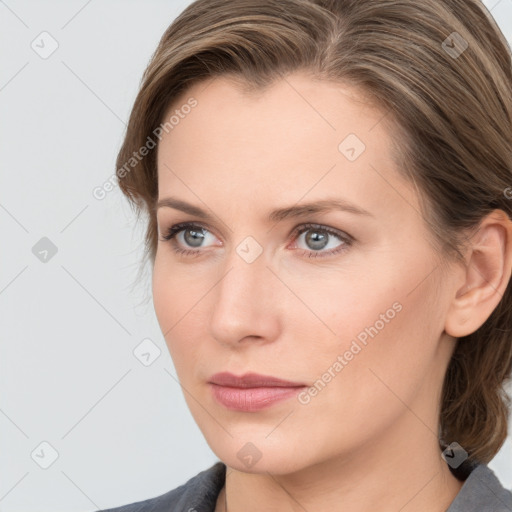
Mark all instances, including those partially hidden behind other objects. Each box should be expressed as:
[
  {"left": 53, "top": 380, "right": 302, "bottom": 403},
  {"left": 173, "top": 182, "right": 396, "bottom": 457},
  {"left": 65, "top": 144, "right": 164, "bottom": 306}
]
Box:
[{"left": 1, "top": 1, "right": 512, "bottom": 510}]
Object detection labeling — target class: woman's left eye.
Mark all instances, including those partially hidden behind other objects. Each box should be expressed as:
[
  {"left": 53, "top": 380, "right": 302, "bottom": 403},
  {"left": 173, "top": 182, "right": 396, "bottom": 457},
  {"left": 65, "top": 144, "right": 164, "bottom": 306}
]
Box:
[
  {"left": 159, "top": 222, "right": 353, "bottom": 259},
  {"left": 291, "top": 223, "right": 353, "bottom": 258}
]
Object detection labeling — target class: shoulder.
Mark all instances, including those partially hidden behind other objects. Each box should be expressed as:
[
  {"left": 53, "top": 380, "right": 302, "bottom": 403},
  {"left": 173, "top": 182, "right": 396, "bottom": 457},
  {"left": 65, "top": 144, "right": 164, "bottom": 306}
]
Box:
[
  {"left": 448, "top": 462, "right": 512, "bottom": 512},
  {"left": 98, "top": 461, "right": 226, "bottom": 512}
]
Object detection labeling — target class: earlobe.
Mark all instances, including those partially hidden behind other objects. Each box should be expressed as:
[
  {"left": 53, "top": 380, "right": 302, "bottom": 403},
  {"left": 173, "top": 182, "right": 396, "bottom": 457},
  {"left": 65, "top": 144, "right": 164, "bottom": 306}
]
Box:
[{"left": 444, "top": 209, "right": 512, "bottom": 339}]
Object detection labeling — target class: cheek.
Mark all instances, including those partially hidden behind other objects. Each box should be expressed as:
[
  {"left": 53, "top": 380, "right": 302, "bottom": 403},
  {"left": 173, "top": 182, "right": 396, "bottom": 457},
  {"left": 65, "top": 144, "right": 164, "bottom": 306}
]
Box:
[
  {"left": 287, "top": 300, "right": 438, "bottom": 460},
  {"left": 152, "top": 257, "right": 201, "bottom": 365},
  {"left": 279, "top": 268, "right": 401, "bottom": 359},
  {"left": 311, "top": 281, "right": 441, "bottom": 423},
  {"left": 152, "top": 254, "right": 201, "bottom": 331},
  {"left": 292, "top": 261, "right": 440, "bottom": 404},
  {"left": 152, "top": 258, "right": 175, "bottom": 335}
]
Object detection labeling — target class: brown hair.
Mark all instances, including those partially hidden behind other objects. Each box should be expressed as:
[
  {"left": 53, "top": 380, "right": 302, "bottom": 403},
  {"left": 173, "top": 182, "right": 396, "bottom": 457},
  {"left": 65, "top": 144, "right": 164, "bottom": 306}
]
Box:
[{"left": 116, "top": 0, "right": 512, "bottom": 470}]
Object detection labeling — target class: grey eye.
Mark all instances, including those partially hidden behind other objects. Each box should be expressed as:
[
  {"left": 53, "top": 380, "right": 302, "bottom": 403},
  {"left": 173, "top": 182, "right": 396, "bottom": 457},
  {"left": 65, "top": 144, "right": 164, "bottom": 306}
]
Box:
[
  {"left": 304, "top": 229, "right": 330, "bottom": 250},
  {"left": 183, "top": 227, "right": 207, "bottom": 247}
]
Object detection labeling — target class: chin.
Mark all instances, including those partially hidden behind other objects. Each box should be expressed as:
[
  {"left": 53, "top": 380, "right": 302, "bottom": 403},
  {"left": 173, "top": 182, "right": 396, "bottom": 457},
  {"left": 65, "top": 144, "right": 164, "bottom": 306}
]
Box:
[{"left": 210, "top": 439, "right": 315, "bottom": 476}]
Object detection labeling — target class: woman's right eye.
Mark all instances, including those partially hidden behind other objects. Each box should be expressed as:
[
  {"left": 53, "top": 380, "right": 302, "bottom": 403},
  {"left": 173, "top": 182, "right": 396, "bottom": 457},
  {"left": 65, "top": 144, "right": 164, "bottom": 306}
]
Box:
[{"left": 159, "top": 222, "right": 217, "bottom": 257}]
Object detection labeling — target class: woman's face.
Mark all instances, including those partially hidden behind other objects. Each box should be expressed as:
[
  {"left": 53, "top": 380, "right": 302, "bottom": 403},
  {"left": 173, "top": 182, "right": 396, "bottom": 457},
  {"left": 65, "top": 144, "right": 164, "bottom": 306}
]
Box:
[{"left": 153, "top": 73, "right": 459, "bottom": 474}]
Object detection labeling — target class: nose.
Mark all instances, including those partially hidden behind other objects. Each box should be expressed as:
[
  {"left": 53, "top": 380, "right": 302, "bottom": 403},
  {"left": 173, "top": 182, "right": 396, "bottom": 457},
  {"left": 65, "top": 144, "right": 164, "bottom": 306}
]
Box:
[{"left": 208, "top": 243, "right": 281, "bottom": 348}]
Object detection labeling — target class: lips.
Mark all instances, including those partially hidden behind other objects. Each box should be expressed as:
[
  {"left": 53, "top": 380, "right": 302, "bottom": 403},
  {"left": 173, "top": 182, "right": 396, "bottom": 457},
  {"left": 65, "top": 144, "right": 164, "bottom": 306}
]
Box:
[
  {"left": 208, "top": 371, "right": 306, "bottom": 388},
  {"left": 208, "top": 372, "right": 307, "bottom": 412}
]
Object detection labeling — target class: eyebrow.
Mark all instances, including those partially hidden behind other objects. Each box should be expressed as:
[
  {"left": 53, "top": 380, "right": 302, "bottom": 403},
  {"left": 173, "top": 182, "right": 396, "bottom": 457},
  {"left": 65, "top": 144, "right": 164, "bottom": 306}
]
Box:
[{"left": 156, "top": 197, "right": 374, "bottom": 222}]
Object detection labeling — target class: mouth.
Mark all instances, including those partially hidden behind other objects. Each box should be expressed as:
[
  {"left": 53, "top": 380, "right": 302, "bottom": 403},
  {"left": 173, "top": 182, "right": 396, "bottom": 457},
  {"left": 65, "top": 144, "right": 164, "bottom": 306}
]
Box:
[{"left": 208, "top": 372, "right": 307, "bottom": 411}]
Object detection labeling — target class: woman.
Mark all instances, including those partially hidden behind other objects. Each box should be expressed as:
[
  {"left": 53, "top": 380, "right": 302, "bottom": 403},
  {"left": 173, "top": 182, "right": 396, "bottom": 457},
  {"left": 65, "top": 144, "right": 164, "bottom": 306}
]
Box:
[{"left": 100, "top": 0, "right": 512, "bottom": 510}]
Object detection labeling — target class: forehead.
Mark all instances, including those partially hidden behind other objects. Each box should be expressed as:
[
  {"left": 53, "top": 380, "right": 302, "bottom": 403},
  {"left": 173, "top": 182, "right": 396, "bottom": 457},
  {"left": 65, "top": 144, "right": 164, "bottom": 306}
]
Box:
[
  {"left": 160, "top": 73, "right": 384, "bottom": 144},
  {"left": 155, "top": 73, "right": 417, "bottom": 223}
]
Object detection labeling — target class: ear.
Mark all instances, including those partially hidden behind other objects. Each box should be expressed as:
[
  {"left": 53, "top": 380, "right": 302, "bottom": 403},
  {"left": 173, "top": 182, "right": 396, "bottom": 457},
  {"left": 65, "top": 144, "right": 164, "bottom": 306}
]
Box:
[{"left": 444, "top": 209, "right": 512, "bottom": 338}]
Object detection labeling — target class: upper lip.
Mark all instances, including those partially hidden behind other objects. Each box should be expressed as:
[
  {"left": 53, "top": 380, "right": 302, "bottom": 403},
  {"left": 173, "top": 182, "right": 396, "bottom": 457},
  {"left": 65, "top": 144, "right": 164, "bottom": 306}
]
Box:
[{"left": 208, "top": 372, "right": 306, "bottom": 388}]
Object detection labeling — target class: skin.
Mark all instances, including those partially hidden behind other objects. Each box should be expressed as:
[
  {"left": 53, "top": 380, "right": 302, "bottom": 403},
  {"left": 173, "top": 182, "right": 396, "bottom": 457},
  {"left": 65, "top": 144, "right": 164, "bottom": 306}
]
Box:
[{"left": 152, "top": 73, "right": 512, "bottom": 512}]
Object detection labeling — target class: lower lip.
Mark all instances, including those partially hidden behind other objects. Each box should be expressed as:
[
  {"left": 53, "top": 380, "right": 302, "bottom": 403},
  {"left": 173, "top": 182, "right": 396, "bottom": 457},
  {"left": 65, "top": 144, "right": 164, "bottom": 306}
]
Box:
[{"left": 209, "top": 383, "right": 306, "bottom": 412}]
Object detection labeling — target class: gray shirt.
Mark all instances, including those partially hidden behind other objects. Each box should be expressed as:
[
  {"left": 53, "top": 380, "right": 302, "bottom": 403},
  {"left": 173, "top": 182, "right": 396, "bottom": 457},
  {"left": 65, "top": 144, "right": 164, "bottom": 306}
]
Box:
[{"left": 99, "top": 461, "right": 512, "bottom": 511}]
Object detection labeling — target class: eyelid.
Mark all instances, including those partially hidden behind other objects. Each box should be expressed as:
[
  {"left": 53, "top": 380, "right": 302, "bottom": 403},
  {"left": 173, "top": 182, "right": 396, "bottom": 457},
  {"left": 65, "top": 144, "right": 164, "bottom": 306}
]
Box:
[
  {"left": 159, "top": 221, "right": 221, "bottom": 242},
  {"left": 290, "top": 223, "right": 354, "bottom": 243}
]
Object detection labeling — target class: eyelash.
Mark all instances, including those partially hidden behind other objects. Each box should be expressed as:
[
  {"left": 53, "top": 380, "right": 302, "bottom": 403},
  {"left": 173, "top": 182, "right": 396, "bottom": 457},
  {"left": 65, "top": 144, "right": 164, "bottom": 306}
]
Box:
[{"left": 159, "top": 222, "right": 354, "bottom": 259}]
